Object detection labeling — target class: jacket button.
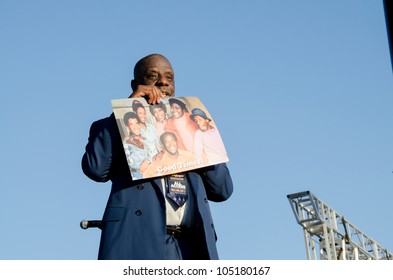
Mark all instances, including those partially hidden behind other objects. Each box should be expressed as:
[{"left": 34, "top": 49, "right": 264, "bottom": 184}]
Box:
[
  {"left": 211, "top": 223, "right": 214, "bottom": 229},
  {"left": 137, "top": 184, "right": 144, "bottom": 190},
  {"left": 135, "top": 210, "right": 142, "bottom": 216},
  {"left": 204, "top": 198, "right": 208, "bottom": 203}
]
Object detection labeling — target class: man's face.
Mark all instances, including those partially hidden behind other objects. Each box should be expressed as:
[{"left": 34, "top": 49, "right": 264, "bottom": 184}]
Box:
[
  {"left": 138, "top": 56, "right": 175, "bottom": 97},
  {"left": 127, "top": 118, "right": 141, "bottom": 135},
  {"left": 162, "top": 134, "right": 178, "bottom": 155},
  {"left": 136, "top": 107, "right": 146, "bottom": 123},
  {"left": 193, "top": 115, "right": 211, "bottom": 132},
  {"left": 170, "top": 103, "right": 184, "bottom": 119},
  {"left": 153, "top": 107, "right": 166, "bottom": 122}
]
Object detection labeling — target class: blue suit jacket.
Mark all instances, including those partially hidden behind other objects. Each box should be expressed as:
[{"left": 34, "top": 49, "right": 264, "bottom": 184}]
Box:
[{"left": 82, "top": 114, "right": 233, "bottom": 260}]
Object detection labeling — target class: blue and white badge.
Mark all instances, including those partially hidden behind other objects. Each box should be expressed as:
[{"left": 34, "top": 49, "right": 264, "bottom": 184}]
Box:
[{"left": 166, "top": 173, "right": 188, "bottom": 207}]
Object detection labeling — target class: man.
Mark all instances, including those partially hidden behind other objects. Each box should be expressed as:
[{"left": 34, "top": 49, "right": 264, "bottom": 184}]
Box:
[
  {"left": 143, "top": 131, "right": 202, "bottom": 178},
  {"left": 149, "top": 101, "right": 168, "bottom": 136},
  {"left": 81, "top": 54, "right": 233, "bottom": 260},
  {"left": 131, "top": 100, "right": 161, "bottom": 158},
  {"left": 191, "top": 108, "right": 229, "bottom": 165},
  {"left": 122, "top": 112, "right": 151, "bottom": 180}
]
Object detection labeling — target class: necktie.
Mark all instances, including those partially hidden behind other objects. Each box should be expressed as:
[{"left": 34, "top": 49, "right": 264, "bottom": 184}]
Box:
[{"left": 165, "top": 174, "right": 188, "bottom": 207}]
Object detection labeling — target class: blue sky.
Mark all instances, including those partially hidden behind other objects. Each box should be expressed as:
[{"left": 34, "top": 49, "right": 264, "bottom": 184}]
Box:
[{"left": 0, "top": 0, "right": 392, "bottom": 260}]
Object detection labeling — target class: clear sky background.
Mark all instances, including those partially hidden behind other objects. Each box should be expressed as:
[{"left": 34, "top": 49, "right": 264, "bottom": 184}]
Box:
[{"left": 0, "top": 1, "right": 392, "bottom": 260}]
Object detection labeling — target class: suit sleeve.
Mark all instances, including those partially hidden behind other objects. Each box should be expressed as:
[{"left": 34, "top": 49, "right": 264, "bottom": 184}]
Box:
[
  {"left": 200, "top": 163, "right": 234, "bottom": 202},
  {"left": 81, "top": 114, "right": 122, "bottom": 182}
]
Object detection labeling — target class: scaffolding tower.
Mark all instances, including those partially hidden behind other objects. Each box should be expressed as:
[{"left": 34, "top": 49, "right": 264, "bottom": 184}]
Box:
[{"left": 287, "top": 190, "right": 392, "bottom": 260}]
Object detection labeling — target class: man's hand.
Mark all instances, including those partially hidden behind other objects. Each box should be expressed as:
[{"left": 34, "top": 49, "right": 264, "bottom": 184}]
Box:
[{"left": 129, "top": 85, "right": 166, "bottom": 104}]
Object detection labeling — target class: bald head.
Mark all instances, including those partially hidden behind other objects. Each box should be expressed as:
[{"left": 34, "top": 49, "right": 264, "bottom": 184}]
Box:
[
  {"left": 133, "top": 54, "right": 169, "bottom": 81},
  {"left": 131, "top": 54, "right": 175, "bottom": 97}
]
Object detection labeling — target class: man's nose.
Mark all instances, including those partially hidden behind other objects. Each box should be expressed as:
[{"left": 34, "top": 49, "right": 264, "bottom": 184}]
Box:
[{"left": 156, "top": 76, "right": 169, "bottom": 86}]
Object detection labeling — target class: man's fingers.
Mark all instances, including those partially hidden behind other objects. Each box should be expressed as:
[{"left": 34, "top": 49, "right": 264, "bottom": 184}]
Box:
[{"left": 130, "top": 85, "right": 164, "bottom": 104}]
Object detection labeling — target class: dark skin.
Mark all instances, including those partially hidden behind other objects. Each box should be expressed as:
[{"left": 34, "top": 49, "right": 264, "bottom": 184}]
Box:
[{"left": 129, "top": 54, "right": 175, "bottom": 105}]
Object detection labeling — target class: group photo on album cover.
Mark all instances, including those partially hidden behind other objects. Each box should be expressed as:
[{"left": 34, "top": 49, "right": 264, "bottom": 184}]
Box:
[{"left": 112, "top": 96, "right": 229, "bottom": 180}]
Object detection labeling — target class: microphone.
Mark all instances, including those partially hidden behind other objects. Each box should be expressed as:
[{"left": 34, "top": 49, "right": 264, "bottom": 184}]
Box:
[{"left": 80, "top": 219, "right": 103, "bottom": 230}]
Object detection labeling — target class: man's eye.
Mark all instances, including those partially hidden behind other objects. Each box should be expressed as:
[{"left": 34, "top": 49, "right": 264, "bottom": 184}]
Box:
[
  {"left": 166, "top": 76, "right": 173, "bottom": 81},
  {"left": 147, "top": 74, "right": 158, "bottom": 79}
]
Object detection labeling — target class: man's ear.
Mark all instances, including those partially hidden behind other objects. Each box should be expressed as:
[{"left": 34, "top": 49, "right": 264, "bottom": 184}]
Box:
[{"left": 131, "top": 79, "right": 136, "bottom": 91}]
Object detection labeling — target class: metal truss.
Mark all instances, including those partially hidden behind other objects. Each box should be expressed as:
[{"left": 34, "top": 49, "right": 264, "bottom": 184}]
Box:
[{"left": 287, "top": 191, "right": 392, "bottom": 260}]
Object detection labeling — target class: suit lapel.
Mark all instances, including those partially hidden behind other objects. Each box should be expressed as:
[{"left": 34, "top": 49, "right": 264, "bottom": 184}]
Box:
[{"left": 152, "top": 177, "right": 164, "bottom": 195}]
